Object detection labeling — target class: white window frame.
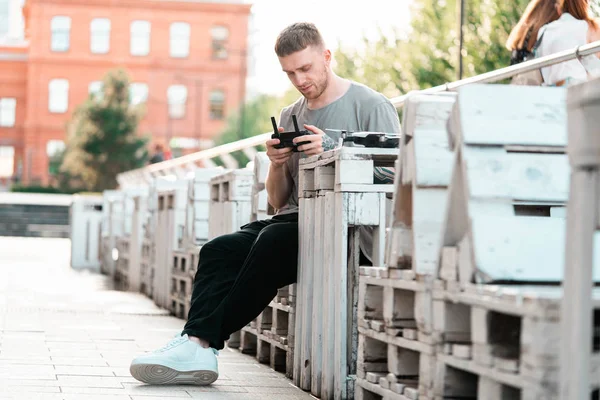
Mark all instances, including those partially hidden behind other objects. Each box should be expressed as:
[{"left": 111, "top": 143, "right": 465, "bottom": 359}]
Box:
[
  {"left": 167, "top": 84, "right": 187, "bottom": 119},
  {"left": 51, "top": 16, "right": 71, "bottom": 52},
  {"left": 0, "top": 98, "right": 16, "bottom": 127},
  {"left": 0, "top": 146, "right": 15, "bottom": 178},
  {"left": 46, "top": 140, "right": 66, "bottom": 158},
  {"left": 209, "top": 90, "right": 225, "bottom": 120},
  {"left": 129, "top": 82, "right": 148, "bottom": 106},
  {"left": 211, "top": 25, "right": 229, "bottom": 59},
  {"left": 130, "top": 20, "right": 151, "bottom": 56},
  {"left": 48, "top": 79, "right": 69, "bottom": 113},
  {"left": 0, "top": 0, "right": 10, "bottom": 38},
  {"left": 90, "top": 18, "right": 111, "bottom": 54},
  {"left": 88, "top": 81, "right": 103, "bottom": 101},
  {"left": 170, "top": 22, "right": 190, "bottom": 58}
]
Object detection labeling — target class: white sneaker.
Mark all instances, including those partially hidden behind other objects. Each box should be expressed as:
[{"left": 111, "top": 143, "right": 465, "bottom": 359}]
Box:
[{"left": 130, "top": 333, "right": 219, "bottom": 385}]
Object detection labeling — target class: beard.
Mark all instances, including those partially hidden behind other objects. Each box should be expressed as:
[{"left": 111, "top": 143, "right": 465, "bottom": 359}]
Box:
[{"left": 299, "top": 69, "right": 329, "bottom": 100}]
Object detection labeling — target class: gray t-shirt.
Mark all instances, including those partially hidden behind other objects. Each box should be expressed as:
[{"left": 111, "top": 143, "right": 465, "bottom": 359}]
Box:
[
  {"left": 277, "top": 81, "right": 401, "bottom": 216},
  {"left": 274, "top": 81, "right": 401, "bottom": 263}
]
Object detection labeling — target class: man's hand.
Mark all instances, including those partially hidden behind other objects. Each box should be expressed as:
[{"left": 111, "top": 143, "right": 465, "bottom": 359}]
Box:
[
  {"left": 295, "top": 124, "right": 325, "bottom": 156},
  {"left": 266, "top": 127, "right": 293, "bottom": 168}
]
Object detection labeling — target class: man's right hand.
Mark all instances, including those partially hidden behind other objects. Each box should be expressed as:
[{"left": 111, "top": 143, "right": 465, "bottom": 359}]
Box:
[{"left": 266, "top": 127, "right": 293, "bottom": 168}]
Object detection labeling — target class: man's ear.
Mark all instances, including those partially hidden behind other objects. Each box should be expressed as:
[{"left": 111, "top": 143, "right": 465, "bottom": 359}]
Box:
[{"left": 323, "top": 48, "right": 332, "bottom": 64}]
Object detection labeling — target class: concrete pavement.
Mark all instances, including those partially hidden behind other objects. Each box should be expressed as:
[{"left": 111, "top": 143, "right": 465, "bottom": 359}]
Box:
[{"left": 0, "top": 237, "right": 314, "bottom": 400}]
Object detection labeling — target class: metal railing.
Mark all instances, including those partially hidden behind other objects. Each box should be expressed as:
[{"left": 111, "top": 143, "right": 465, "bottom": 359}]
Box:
[{"left": 117, "top": 40, "right": 600, "bottom": 187}]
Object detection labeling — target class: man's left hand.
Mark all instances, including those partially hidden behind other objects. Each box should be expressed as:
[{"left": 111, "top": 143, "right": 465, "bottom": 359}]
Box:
[{"left": 295, "top": 124, "right": 325, "bottom": 156}]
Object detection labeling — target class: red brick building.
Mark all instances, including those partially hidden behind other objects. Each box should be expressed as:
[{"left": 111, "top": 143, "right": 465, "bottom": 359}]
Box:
[{"left": 0, "top": 0, "right": 251, "bottom": 186}]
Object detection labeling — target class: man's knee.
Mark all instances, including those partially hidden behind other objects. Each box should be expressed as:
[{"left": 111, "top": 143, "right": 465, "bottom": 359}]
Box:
[
  {"left": 254, "top": 222, "right": 298, "bottom": 250},
  {"left": 198, "top": 232, "right": 239, "bottom": 261}
]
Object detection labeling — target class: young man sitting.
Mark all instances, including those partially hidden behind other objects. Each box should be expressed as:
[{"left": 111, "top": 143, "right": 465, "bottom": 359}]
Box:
[{"left": 130, "top": 21, "right": 400, "bottom": 386}]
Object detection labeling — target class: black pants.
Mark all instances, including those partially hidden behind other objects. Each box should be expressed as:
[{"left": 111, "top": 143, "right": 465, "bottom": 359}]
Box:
[{"left": 182, "top": 213, "right": 299, "bottom": 350}]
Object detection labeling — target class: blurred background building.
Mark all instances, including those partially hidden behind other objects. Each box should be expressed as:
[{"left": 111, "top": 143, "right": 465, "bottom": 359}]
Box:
[{"left": 0, "top": 0, "right": 251, "bottom": 186}]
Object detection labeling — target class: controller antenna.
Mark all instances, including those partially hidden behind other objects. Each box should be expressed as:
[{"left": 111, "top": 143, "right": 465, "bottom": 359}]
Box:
[
  {"left": 270, "top": 117, "right": 278, "bottom": 135},
  {"left": 292, "top": 114, "right": 300, "bottom": 133}
]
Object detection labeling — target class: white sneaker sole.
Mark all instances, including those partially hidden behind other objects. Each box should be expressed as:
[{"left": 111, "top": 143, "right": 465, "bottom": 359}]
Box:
[{"left": 130, "top": 363, "right": 218, "bottom": 385}]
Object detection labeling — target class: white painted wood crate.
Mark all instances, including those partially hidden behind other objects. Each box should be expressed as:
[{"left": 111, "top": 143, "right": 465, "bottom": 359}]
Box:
[
  {"left": 183, "top": 168, "right": 225, "bottom": 248},
  {"left": 386, "top": 92, "right": 456, "bottom": 273},
  {"left": 423, "top": 85, "right": 600, "bottom": 400},
  {"left": 170, "top": 248, "right": 195, "bottom": 319},
  {"left": 70, "top": 194, "right": 103, "bottom": 271},
  {"left": 356, "top": 270, "right": 435, "bottom": 400},
  {"left": 355, "top": 93, "right": 457, "bottom": 400},
  {"left": 100, "top": 190, "right": 124, "bottom": 277},
  {"left": 357, "top": 84, "right": 600, "bottom": 400},
  {"left": 140, "top": 177, "right": 174, "bottom": 299},
  {"left": 430, "top": 85, "right": 595, "bottom": 400},
  {"left": 296, "top": 147, "right": 397, "bottom": 400},
  {"left": 208, "top": 169, "right": 253, "bottom": 240},
  {"left": 114, "top": 186, "right": 149, "bottom": 292},
  {"left": 127, "top": 192, "right": 149, "bottom": 292},
  {"left": 140, "top": 236, "right": 153, "bottom": 297},
  {"left": 251, "top": 152, "right": 273, "bottom": 222},
  {"left": 153, "top": 180, "right": 189, "bottom": 310}
]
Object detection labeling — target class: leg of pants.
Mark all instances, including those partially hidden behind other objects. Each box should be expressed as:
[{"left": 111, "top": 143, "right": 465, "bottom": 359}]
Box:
[{"left": 182, "top": 213, "right": 298, "bottom": 349}]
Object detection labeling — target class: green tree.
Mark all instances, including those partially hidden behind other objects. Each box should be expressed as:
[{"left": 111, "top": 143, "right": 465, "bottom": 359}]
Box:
[
  {"left": 335, "top": 0, "right": 530, "bottom": 92},
  {"left": 60, "top": 69, "right": 149, "bottom": 192}
]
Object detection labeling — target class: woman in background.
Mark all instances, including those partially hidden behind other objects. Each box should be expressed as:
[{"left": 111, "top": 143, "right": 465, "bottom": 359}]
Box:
[
  {"left": 507, "top": 0, "right": 560, "bottom": 66},
  {"left": 536, "top": 0, "right": 600, "bottom": 85}
]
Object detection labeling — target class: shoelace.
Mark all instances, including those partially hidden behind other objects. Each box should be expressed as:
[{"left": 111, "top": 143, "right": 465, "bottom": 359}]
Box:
[
  {"left": 156, "top": 333, "right": 220, "bottom": 356},
  {"left": 155, "top": 336, "right": 187, "bottom": 353}
]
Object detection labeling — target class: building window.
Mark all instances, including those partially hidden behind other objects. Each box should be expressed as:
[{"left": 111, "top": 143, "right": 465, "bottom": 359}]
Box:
[
  {"left": 0, "top": 146, "right": 14, "bottom": 178},
  {"left": 0, "top": 98, "right": 16, "bottom": 127},
  {"left": 211, "top": 26, "right": 229, "bottom": 59},
  {"left": 130, "top": 20, "right": 151, "bottom": 56},
  {"left": 0, "top": 0, "right": 10, "bottom": 37},
  {"left": 90, "top": 18, "right": 111, "bottom": 54},
  {"left": 48, "top": 79, "right": 69, "bottom": 113},
  {"left": 129, "top": 83, "right": 148, "bottom": 106},
  {"left": 51, "top": 16, "right": 71, "bottom": 52},
  {"left": 209, "top": 90, "right": 225, "bottom": 120},
  {"left": 47, "top": 140, "right": 65, "bottom": 175},
  {"left": 167, "top": 85, "right": 187, "bottom": 119},
  {"left": 88, "top": 81, "right": 103, "bottom": 101},
  {"left": 170, "top": 22, "right": 190, "bottom": 58}
]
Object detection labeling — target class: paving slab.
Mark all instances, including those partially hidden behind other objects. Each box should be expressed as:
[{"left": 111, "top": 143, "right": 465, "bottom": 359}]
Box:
[{"left": 0, "top": 237, "right": 314, "bottom": 400}]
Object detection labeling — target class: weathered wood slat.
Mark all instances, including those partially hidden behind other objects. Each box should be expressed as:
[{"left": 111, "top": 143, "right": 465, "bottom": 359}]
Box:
[
  {"left": 321, "top": 191, "right": 336, "bottom": 399},
  {"left": 333, "top": 192, "right": 350, "bottom": 400},
  {"left": 310, "top": 193, "right": 325, "bottom": 397},
  {"left": 413, "top": 128, "right": 454, "bottom": 188},
  {"left": 463, "top": 147, "right": 569, "bottom": 203},
  {"left": 456, "top": 84, "right": 567, "bottom": 147}
]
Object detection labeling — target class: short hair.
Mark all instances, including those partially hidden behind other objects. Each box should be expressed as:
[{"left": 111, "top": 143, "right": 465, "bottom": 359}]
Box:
[{"left": 274, "top": 22, "right": 325, "bottom": 57}]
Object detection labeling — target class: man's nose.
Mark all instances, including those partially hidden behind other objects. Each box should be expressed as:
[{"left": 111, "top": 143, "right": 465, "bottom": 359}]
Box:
[{"left": 294, "top": 73, "right": 306, "bottom": 86}]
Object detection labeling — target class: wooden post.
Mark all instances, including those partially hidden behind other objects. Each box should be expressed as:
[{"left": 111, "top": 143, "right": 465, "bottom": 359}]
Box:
[{"left": 561, "top": 78, "right": 600, "bottom": 400}]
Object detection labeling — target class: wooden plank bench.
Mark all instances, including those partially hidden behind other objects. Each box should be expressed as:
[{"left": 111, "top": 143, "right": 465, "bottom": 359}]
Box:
[
  {"left": 357, "top": 93, "right": 455, "bottom": 400},
  {"left": 296, "top": 146, "right": 397, "bottom": 399},
  {"left": 431, "top": 84, "right": 600, "bottom": 399}
]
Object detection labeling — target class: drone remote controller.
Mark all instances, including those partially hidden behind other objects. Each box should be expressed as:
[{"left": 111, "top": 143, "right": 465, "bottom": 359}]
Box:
[{"left": 271, "top": 115, "right": 312, "bottom": 152}]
